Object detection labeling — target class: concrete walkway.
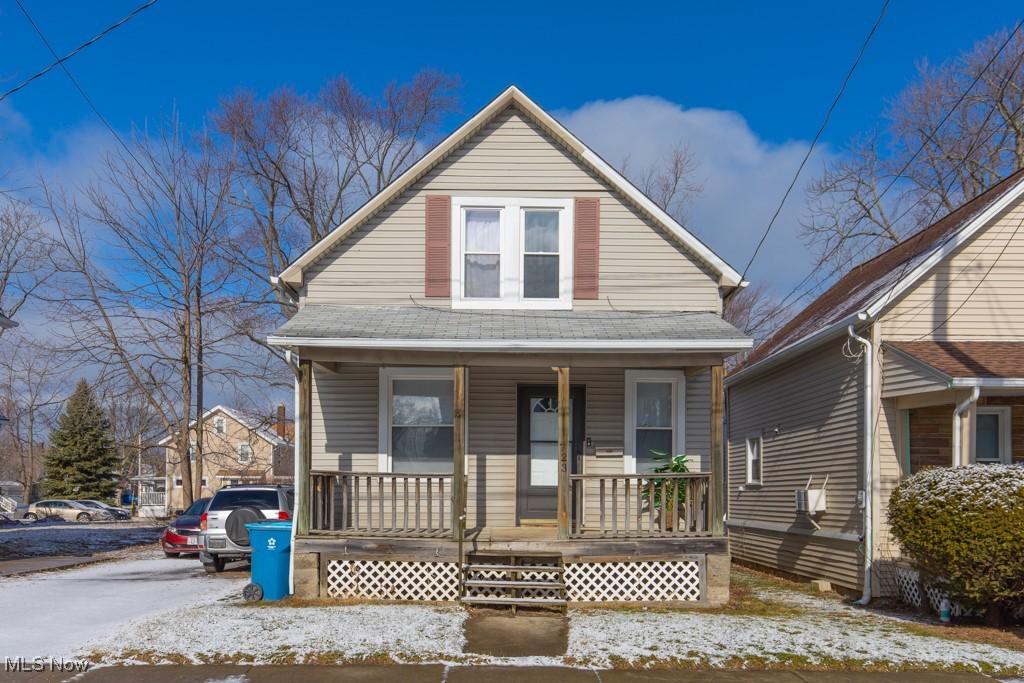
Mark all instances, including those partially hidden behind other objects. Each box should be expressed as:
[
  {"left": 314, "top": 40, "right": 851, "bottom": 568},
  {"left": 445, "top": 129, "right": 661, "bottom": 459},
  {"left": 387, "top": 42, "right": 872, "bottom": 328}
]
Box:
[{"left": 1, "top": 665, "right": 998, "bottom": 683}]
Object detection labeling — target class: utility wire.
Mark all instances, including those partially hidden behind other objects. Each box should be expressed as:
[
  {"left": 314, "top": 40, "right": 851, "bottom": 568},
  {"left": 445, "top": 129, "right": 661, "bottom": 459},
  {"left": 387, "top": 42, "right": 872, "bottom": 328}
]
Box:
[
  {"left": 0, "top": 0, "right": 158, "bottom": 103},
  {"left": 740, "top": 0, "right": 890, "bottom": 281}
]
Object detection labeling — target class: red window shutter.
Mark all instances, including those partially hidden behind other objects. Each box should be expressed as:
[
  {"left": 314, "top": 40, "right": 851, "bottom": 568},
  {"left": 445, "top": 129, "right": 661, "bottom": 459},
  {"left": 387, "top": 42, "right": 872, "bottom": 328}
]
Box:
[
  {"left": 424, "top": 195, "right": 451, "bottom": 297},
  {"left": 574, "top": 197, "right": 600, "bottom": 299}
]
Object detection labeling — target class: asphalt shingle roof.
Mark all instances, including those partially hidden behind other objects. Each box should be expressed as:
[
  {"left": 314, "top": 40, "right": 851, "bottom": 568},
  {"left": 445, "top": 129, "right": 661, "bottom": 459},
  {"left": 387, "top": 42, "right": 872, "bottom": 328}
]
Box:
[
  {"left": 888, "top": 341, "right": 1024, "bottom": 379},
  {"left": 270, "top": 305, "right": 749, "bottom": 344}
]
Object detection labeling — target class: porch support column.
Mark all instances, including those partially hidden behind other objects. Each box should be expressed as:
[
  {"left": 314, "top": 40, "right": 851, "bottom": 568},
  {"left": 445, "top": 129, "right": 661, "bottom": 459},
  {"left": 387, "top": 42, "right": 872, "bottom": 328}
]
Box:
[
  {"left": 710, "top": 364, "right": 725, "bottom": 536},
  {"left": 555, "top": 366, "right": 571, "bottom": 539},
  {"left": 452, "top": 366, "right": 467, "bottom": 540},
  {"left": 296, "top": 358, "right": 313, "bottom": 536}
]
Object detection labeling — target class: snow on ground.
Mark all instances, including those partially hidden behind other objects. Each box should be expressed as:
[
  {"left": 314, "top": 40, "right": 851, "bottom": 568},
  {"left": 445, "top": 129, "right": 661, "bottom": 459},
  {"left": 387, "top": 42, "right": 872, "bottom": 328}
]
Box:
[
  {"left": 569, "top": 588, "right": 1024, "bottom": 674},
  {"left": 0, "top": 520, "right": 163, "bottom": 559},
  {"left": 84, "top": 603, "right": 467, "bottom": 664},
  {"left": 0, "top": 550, "right": 245, "bottom": 659}
]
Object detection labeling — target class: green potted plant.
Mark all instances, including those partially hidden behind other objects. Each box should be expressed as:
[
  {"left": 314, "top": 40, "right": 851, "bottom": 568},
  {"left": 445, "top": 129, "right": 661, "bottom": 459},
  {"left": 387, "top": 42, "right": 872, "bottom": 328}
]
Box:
[{"left": 642, "top": 451, "right": 689, "bottom": 531}]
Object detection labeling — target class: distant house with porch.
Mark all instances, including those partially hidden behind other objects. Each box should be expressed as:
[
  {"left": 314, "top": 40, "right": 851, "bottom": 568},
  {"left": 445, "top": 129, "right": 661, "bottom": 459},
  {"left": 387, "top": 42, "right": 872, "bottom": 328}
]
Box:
[
  {"left": 725, "top": 170, "right": 1024, "bottom": 599},
  {"left": 268, "top": 86, "right": 751, "bottom": 607},
  {"left": 160, "top": 404, "right": 294, "bottom": 513}
]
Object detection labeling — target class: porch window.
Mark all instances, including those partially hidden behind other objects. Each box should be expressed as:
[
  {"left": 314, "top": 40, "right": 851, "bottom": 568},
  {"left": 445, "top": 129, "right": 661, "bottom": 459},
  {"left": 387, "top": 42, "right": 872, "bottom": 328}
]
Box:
[
  {"left": 975, "top": 406, "right": 1011, "bottom": 464},
  {"left": 746, "top": 436, "right": 763, "bottom": 485},
  {"left": 624, "top": 370, "right": 685, "bottom": 473},
  {"left": 451, "top": 197, "right": 572, "bottom": 310},
  {"left": 380, "top": 368, "right": 455, "bottom": 474}
]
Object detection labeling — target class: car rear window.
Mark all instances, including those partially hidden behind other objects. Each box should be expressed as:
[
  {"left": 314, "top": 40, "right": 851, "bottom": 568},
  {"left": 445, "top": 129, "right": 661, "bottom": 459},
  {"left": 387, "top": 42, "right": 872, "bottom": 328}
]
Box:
[
  {"left": 185, "top": 498, "right": 208, "bottom": 515},
  {"left": 209, "top": 490, "right": 279, "bottom": 511}
]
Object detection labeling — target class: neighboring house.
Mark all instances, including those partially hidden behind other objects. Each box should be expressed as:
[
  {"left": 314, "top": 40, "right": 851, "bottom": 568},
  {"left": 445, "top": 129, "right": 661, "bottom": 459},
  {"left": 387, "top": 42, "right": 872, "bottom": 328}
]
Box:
[
  {"left": 161, "top": 404, "right": 294, "bottom": 513},
  {"left": 725, "top": 170, "right": 1024, "bottom": 599},
  {"left": 268, "top": 86, "right": 752, "bottom": 606}
]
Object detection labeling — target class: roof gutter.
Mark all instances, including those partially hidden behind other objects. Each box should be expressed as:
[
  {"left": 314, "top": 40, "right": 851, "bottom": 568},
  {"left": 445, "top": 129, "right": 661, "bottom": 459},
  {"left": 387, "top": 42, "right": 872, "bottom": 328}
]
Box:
[
  {"left": 846, "top": 323, "right": 874, "bottom": 606},
  {"left": 266, "top": 336, "right": 754, "bottom": 352},
  {"left": 726, "top": 312, "right": 869, "bottom": 386}
]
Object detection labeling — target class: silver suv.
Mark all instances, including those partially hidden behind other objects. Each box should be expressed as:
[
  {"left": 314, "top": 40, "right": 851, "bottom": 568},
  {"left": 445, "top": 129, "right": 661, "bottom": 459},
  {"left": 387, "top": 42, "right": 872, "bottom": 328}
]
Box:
[{"left": 199, "top": 485, "right": 293, "bottom": 573}]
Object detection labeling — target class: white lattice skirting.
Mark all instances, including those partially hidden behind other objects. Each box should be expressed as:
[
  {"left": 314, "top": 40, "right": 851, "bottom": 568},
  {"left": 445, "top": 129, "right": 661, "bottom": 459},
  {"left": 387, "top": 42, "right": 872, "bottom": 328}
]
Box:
[{"left": 326, "top": 559, "right": 703, "bottom": 602}]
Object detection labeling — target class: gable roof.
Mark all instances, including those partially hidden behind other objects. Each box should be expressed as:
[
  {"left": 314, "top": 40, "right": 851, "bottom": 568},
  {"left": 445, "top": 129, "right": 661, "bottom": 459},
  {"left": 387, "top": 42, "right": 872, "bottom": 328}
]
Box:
[
  {"left": 886, "top": 341, "right": 1024, "bottom": 383},
  {"left": 729, "top": 169, "right": 1024, "bottom": 382},
  {"left": 158, "top": 405, "right": 291, "bottom": 447},
  {"left": 277, "top": 85, "right": 743, "bottom": 288}
]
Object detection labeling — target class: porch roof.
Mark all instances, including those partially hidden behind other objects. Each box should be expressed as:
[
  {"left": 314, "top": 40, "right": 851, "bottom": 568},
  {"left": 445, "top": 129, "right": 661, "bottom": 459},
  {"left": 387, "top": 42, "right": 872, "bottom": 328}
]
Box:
[
  {"left": 887, "top": 341, "right": 1024, "bottom": 385},
  {"left": 268, "top": 305, "right": 751, "bottom": 352}
]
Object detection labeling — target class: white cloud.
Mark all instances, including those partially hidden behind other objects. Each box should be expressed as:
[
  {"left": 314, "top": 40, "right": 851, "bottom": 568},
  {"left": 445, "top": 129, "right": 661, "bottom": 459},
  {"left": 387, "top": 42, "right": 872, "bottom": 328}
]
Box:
[{"left": 557, "top": 96, "right": 835, "bottom": 293}]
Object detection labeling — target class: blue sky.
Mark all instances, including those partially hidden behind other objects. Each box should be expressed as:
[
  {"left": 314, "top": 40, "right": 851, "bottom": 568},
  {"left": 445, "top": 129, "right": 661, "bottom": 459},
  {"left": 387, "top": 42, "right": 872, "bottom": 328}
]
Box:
[{"left": 1, "top": 0, "right": 1020, "bottom": 290}]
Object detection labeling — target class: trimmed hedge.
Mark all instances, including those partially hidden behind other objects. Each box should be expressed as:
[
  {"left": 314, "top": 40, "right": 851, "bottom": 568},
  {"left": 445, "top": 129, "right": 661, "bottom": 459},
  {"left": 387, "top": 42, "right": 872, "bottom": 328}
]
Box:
[{"left": 889, "top": 464, "right": 1024, "bottom": 615}]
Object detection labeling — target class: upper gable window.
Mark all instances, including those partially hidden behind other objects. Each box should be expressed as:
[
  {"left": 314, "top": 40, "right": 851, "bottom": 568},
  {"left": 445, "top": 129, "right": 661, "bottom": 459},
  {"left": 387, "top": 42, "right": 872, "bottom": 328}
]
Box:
[{"left": 451, "top": 197, "right": 573, "bottom": 310}]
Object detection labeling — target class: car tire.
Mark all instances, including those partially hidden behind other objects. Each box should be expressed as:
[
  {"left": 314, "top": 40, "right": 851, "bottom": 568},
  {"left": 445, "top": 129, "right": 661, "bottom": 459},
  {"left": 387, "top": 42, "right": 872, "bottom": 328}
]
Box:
[
  {"left": 76, "top": 512, "right": 91, "bottom": 522},
  {"left": 24, "top": 512, "right": 37, "bottom": 520},
  {"left": 203, "top": 555, "right": 227, "bottom": 573}
]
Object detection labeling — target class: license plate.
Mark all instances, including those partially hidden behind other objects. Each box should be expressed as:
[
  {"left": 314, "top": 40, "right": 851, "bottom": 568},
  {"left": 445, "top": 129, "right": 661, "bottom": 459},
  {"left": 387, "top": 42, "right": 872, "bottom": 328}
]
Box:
[{"left": 186, "top": 536, "right": 200, "bottom": 546}]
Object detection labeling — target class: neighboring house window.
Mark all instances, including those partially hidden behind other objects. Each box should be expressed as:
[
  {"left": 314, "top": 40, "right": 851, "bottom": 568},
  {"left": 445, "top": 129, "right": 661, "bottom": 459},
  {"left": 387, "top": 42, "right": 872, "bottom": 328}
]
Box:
[
  {"left": 214, "top": 416, "right": 226, "bottom": 435},
  {"left": 379, "top": 368, "right": 454, "bottom": 473},
  {"left": 174, "top": 477, "right": 207, "bottom": 487},
  {"left": 746, "top": 436, "right": 763, "bottom": 485},
  {"left": 237, "top": 443, "right": 253, "bottom": 464},
  {"left": 975, "top": 406, "right": 1011, "bottom": 464},
  {"left": 451, "top": 197, "right": 572, "bottom": 310},
  {"left": 624, "top": 370, "right": 685, "bottom": 473}
]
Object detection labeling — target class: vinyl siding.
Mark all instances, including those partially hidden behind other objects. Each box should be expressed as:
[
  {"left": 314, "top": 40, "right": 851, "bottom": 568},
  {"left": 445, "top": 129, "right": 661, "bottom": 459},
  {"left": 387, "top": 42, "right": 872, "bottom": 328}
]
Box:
[
  {"left": 311, "top": 362, "right": 713, "bottom": 529},
  {"left": 302, "top": 107, "right": 722, "bottom": 312},
  {"left": 727, "top": 340, "right": 865, "bottom": 591},
  {"left": 882, "top": 200, "right": 1024, "bottom": 340},
  {"left": 881, "top": 349, "right": 950, "bottom": 397}
]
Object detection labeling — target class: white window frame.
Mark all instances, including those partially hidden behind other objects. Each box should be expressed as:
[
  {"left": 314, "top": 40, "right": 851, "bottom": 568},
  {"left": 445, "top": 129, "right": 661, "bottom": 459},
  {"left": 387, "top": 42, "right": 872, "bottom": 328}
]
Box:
[
  {"left": 623, "top": 369, "right": 686, "bottom": 474},
  {"left": 237, "top": 442, "right": 253, "bottom": 464},
  {"left": 745, "top": 435, "right": 763, "bottom": 486},
  {"left": 214, "top": 416, "right": 226, "bottom": 435},
  {"left": 174, "top": 477, "right": 207, "bottom": 487},
  {"left": 450, "top": 196, "right": 573, "bottom": 310},
  {"left": 974, "top": 406, "right": 1012, "bottom": 464},
  {"left": 377, "top": 367, "right": 459, "bottom": 473}
]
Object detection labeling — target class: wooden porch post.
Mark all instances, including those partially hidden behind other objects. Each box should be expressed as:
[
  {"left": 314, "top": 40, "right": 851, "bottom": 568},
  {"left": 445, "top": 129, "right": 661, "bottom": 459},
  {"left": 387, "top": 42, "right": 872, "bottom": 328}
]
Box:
[
  {"left": 296, "top": 358, "right": 313, "bottom": 536},
  {"left": 452, "top": 366, "right": 466, "bottom": 540},
  {"left": 710, "top": 364, "right": 725, "bottom": 536},
  {"left": 555, "top": 366, "right": 570, "bottom": 539}
]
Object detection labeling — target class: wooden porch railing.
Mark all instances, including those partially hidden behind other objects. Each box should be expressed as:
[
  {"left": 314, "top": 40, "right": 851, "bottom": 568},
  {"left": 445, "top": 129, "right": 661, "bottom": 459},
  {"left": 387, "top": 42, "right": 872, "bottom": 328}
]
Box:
[
  {"left": 310, "top": 470, "right": 454, "bottom": 538},
  {"left": 569, "top": 472, "right": 711, "bottom": 537}
]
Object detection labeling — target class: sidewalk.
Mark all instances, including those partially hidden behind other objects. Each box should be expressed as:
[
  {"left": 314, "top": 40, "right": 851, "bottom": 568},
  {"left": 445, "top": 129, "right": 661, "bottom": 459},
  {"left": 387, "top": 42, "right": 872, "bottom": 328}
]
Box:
[{"left": 3, "top": 664, "right": 998, "bottom": 683}]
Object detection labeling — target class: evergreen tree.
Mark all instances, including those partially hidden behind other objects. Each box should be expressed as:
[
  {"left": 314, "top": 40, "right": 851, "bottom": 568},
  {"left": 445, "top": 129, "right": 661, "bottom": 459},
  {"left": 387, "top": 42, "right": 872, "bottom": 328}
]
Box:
[{"left": 44, "top": 379, "right": 119, "bottom": 499}]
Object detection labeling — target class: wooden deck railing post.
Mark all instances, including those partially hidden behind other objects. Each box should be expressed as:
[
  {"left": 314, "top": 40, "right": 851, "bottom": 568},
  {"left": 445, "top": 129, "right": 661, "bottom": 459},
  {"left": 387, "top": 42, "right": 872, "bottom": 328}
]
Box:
[
  {"left": 710, "top": 364, "right": 725, "bottom": 536},
  {"left": 452, "top": 366, "right": 466, "bottom": 540},
  {"left": 555, "top": 366, "right": 570, "bottom": 540},
  {"left": 296, "top": 358, "right": 312, "bottom": 536}
]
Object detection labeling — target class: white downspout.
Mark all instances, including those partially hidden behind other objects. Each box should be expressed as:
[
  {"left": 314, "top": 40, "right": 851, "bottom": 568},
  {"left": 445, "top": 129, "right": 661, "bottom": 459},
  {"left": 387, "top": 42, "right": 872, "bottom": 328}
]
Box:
[
  {"left": 285, "top": 349, "right": 301, "bottom": 596},
  {"left": 952, "top": 386, "right": 980, "bottom": 467},
  {"left": 847, "top": 324, "right": 873, "bottom": 605}
]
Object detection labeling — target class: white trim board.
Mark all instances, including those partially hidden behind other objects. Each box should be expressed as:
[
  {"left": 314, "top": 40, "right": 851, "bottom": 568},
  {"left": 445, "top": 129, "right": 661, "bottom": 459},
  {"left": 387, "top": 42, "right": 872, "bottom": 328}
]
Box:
[
  {"left": 277, "top": 85, "right": 742, "bottom": 288},
  {"left": 268, "top": 336, "right": 752, "bottom": 352}
]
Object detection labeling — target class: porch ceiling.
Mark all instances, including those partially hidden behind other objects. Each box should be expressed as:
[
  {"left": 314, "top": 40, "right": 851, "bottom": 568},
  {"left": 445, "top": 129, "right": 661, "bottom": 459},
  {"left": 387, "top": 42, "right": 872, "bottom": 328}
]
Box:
[{"left": 268, "top": 305, "right": 751, "bottom": 353}]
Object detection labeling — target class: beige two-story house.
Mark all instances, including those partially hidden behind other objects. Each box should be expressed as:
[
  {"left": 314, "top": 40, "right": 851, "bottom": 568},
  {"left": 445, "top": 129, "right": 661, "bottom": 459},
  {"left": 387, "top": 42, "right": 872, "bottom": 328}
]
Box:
[
  {"left": 162, "top": 404, "right": 294, "bottom": 513},
  {"left": 726, "top": 169, "right": 1024, "bottom": 599},
  {"left": 268, "top": 86, "right": 752, "bottom": 606}
]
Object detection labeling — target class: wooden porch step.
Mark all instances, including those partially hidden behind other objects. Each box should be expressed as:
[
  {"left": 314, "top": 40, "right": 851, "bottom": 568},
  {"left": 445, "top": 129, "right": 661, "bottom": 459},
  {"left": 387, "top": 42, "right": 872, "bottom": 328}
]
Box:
[
  {"left": 465, "top": 563, "right": 564, "bottom": 573},
  {"left": 461, "top": 596, "right": 567, "bottom": 607},
  {"left": 463, "top": 579, "right": 565, "bottom": 590}
]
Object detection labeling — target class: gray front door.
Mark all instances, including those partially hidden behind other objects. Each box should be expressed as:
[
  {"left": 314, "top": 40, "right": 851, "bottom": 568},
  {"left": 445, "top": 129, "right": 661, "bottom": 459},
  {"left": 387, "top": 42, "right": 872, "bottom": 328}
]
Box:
[{"left": 516, "top": 385, "right": 585, "bottom": 523}]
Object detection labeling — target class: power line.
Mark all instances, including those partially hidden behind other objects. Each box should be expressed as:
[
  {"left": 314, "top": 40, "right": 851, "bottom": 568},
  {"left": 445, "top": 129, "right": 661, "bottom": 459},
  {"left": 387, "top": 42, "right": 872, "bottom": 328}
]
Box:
[
  {"left": 740, "top": 0, "right": 890, "bottom": 281},
  {"left": 0, "top": 0, "right": 158, "bottom": 104}
]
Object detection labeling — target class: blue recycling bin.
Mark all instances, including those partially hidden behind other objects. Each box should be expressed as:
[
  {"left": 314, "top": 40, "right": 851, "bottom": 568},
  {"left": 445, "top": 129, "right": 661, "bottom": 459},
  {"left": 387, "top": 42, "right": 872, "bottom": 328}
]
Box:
[{"left": 244, "top": 520, "right": 292, "bottom": 601}]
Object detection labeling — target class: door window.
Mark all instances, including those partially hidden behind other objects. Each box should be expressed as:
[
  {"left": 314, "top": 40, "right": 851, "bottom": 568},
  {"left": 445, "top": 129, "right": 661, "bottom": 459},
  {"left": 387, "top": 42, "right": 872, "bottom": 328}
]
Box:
[{"left": 528, "top": 397, "right": 572, "bottom": 486}]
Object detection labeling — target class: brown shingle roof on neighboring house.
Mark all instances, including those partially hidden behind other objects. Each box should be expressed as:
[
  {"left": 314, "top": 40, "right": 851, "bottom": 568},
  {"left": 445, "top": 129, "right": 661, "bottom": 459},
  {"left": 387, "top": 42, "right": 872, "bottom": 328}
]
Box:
[
  {"left": 735, "top": 168, "right": 1024, "bottom": 373},
  {"left": 887, "top": 341, "right": 1024, "bottom": 379}
]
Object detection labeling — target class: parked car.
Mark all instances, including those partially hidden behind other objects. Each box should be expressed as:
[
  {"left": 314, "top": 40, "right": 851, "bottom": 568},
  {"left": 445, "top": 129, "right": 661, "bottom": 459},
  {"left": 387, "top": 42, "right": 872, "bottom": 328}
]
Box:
[
  {"left": 162, "top": 497, "right": 210, "bottom": 557},
  {"left": 23, "top": 499, "right": 114, "bottom": 522},
  {"left": 77, "top": 499, "right": 131, "bottom": 520},
  {"left": 199, "top": 485, "right": 293, "bottom": 573}
]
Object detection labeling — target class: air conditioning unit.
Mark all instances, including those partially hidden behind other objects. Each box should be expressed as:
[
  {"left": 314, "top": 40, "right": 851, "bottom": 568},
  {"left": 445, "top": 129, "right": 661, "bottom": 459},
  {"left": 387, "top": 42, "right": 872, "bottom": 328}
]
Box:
[{"left": 794, "top": 488, "right": 827, "bottom": 514}]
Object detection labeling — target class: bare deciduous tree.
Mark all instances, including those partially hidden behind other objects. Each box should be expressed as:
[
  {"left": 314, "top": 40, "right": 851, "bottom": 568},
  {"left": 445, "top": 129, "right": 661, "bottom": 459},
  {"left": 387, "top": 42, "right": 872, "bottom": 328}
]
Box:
[
  {"left": 0, "top": 196, "right": 52, "bottom": 328},
  {"left": 620, "top": 142, "right": 703, "bottom": 230}
]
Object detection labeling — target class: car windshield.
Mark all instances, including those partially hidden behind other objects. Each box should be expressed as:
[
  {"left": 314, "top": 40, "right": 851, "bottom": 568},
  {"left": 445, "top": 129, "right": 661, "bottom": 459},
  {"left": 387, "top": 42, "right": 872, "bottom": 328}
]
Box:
[
  {"left": 80, "top": 501, "right": 104, "bottom": 509},
  {"left": 209, "top": 490, "right": 279, "bottom": 511},
  {"left": 185, "top": 498, "right": 208, "bottom": 515}
]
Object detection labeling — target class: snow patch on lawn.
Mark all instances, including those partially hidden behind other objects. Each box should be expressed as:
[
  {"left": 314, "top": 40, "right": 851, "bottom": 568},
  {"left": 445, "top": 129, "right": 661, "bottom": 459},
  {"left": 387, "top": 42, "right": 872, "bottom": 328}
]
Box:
[{"left": 83, "top": 603, "right": 468, "bottom": 664}]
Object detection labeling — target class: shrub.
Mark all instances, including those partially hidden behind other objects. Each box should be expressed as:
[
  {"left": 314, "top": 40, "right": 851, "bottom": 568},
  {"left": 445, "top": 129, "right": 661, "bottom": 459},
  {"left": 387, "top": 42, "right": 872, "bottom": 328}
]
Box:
[{"left": 889, "top": 464, "right": 1024, "bottom": 622}]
